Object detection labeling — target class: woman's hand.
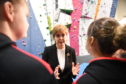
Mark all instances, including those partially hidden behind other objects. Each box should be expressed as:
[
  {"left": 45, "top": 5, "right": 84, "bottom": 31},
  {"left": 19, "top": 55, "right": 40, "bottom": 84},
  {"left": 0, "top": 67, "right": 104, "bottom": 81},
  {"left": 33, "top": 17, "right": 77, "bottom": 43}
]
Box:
[
  {"left": 54, "top": 65, "right": 60, "bottom": 79},
  {"left": 72, "top": 62, "right": 80, "bottom": 76}
]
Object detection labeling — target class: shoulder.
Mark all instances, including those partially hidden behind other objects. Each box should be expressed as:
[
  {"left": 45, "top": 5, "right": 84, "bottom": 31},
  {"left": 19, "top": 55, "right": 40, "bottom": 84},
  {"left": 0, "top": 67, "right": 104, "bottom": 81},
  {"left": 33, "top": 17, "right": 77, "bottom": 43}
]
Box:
[
  {"left": 45, "top": 44, "right": 56, "bottom": 50},
  {"left": 43, "top": 44, "right": 56, "bottom": 53},
  {"left": 66, "top": 44, "right": 74, "bottom": 50},
  {"left": 73, "top": 73, "right": 98, "bottom": 84},
  {"left": 66, "top": 45, "right": 75, "bottom": 52},
  {"left": 11, "top": 45, "right": 53, "bottom": 74}
]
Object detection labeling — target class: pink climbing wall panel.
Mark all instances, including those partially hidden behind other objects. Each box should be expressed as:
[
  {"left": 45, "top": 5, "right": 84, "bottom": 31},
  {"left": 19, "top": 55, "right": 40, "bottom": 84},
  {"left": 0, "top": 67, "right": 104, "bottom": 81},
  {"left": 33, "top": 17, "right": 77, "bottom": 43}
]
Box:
[{"left": 70, "top": 0, "right": 83, "bottom": 56}]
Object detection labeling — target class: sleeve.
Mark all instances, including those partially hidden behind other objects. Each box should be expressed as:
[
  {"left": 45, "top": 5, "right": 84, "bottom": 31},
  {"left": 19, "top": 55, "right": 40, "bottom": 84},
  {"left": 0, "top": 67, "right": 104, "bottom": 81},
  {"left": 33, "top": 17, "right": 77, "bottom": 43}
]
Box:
[
  {"left": 42, "top": 47, "right": 48, "bottom": 62},
  {"left": 48, "top": 74, "right": 59, "bottom": 84},
  {"left": 42, "top": 66, "right": 59, "bottom": 84},
  {"left": 72, "top": 48, "right": 77, "bottom": 64},
  {"left": 72, "top": 48, "right": 77, "bottom": 78}
]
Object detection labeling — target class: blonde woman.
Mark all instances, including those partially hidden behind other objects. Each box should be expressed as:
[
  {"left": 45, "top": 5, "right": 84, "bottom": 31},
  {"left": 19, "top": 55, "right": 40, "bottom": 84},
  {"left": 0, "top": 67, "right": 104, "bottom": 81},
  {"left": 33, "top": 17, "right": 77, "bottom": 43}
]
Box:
[{"left": 43, "top": 24, "right": 79, "bottom": 84}]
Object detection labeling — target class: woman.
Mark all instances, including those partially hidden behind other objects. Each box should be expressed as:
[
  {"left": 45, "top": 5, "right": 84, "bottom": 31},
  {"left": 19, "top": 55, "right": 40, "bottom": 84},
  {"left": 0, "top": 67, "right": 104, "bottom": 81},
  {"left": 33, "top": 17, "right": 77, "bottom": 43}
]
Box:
[
  {"left": 43, "top": 24, "right": 79, "bottom": 84},
  {"left": 0, "top": 0, "right": 58, "bottom": 84},
  {"left": 73, "top": 17, "right": 126, "bottom": 84}
]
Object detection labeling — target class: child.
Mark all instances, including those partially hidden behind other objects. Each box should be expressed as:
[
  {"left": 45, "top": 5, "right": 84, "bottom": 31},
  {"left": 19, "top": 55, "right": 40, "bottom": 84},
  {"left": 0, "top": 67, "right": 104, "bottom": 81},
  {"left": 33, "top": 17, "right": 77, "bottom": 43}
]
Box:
[
  {"left": 0, "top": 0, "right": 58, "bottom": 84},
  {"left": 73, "top": 17, "right": 126, "bottom": 84}
]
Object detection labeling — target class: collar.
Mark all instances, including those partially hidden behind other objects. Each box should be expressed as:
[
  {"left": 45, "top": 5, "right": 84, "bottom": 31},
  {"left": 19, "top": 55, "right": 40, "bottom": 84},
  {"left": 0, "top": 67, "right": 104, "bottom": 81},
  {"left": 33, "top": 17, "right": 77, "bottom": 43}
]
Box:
[
  {"left": 0, "top": 33, "right": 16, "bottom": 49},
  {"left": 89, "top": 57, "right": 126, "bottom": 63}
]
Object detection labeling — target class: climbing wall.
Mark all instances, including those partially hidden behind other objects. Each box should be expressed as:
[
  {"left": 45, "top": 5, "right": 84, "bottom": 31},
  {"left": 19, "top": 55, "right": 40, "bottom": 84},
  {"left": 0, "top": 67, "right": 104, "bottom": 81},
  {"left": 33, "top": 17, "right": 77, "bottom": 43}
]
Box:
[
  {"left": 79, "top": 0, "right": 118, "bottom": 56},
  {"left": 69, "top": 0, "right": 83, "bottom": 56},
  {"left": 16, "top": 0, "right": 118, "bottom": 57},
  {"left": 16, "top": 1, "right": 46, "bottom": 58}
]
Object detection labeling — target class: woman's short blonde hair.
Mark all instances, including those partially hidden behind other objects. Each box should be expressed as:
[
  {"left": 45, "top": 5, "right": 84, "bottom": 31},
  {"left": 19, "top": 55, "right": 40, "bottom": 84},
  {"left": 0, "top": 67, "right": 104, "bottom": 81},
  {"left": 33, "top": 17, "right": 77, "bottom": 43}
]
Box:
[{"left": 52, "top": 24, "right": 68, "bottom": 37}]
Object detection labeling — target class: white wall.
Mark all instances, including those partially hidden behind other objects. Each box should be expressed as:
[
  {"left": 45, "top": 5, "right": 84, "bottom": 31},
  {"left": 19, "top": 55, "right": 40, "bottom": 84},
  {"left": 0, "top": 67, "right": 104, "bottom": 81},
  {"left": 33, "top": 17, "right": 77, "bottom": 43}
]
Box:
[{"left": 115, "top": 0, "right": 126, "bottom": 20}]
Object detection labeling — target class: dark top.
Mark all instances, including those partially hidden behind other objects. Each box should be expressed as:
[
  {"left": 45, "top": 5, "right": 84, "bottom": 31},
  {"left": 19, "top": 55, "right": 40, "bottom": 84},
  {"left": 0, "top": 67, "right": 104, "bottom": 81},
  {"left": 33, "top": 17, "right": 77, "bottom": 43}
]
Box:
[
  {"left": 0, "top": 34, "right": 58, "bottom": 84},
  {"left": 42, "top": 44, "right": 77, "bottom": 84},
  {"left": 73, "top": 57, "right": 126, "bottom": 84}
]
